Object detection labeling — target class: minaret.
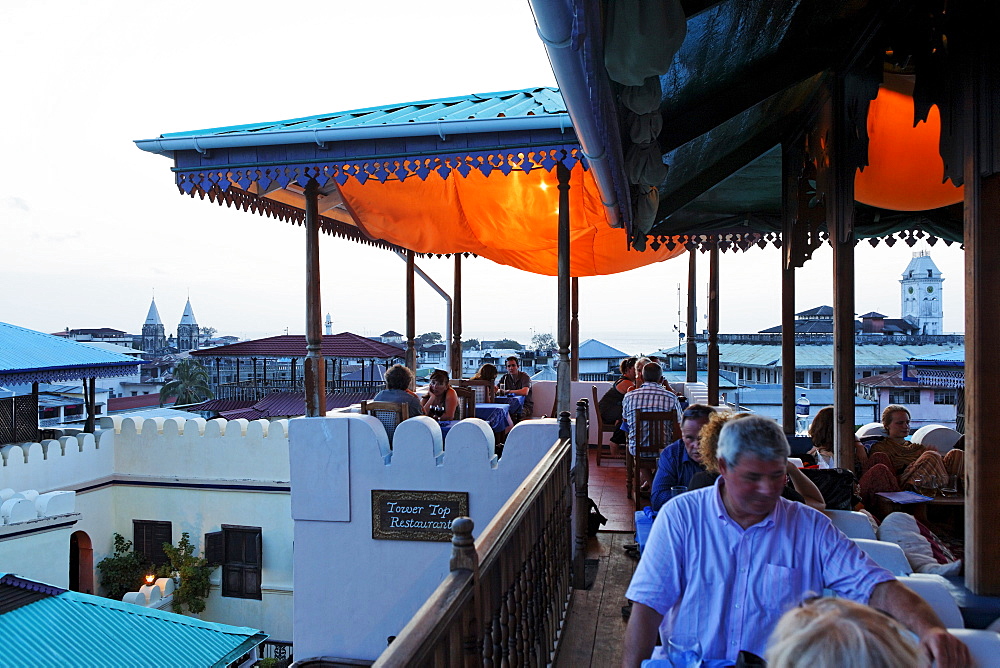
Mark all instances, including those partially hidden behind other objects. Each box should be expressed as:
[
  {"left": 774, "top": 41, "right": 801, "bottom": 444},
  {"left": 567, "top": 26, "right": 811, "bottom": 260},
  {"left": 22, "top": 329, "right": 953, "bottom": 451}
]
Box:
[
  {"left": 177, "top": 298, "right": 200, "bottom": 351},
  {"left": 900, "top": 251, "right": 944, "bottom": 335},
  {"left": 325, "top": 313, "right": 333, "bottom": 336},
  {"left": 141, "top": 298, "right": 167, "bottom": 354}
]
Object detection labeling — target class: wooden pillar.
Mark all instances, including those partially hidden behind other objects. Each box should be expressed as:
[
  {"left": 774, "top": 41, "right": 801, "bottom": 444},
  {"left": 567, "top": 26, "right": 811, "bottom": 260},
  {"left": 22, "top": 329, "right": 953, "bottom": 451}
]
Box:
[
  {"left": 303, "top": 181, "right": 326, "bottom": 416},
  {"left": 405, "top": 249, "right": 417, "bottom": 387},
  {"left": 290, "top": 358, "right": 297, "bottom": 389},
  {"left": 685, "top": 251, "right": 697, "bottom": 383},
  {"left": 452, "top": 254, "right": 463, "bottom": 380},
  {"left": 963, "top": 45, "right": 1000, "bottom": 595},
  {"left": 829, "top": 78, "right": 855, "bottom": 471},
  {"left": 556, "top": 162, "right": 572, "bottom": 415},
  {"left": 571, "top": 277, "right": 580, "bottom": 381},
  {"left": 707, "top": 245, "right": 719, "bottom": 405},
  {"left": 83, "top": 377, "right": 95, "bottom": 433},
  {"left": 781, "top": 143, "right": 799, "bottom": 434}
]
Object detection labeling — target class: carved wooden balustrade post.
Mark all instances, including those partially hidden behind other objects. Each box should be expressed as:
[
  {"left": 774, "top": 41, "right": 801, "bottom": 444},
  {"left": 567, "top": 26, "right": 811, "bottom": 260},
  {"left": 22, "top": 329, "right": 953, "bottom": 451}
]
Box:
[{"left": 572, "top": 398, "right": 590, "bottom": 589}]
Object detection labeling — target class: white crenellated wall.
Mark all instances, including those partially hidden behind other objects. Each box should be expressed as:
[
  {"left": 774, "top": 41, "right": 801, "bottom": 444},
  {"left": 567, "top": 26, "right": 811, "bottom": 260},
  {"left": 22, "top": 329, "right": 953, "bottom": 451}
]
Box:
[
  {"left": 0, "top": 416, "right": 290, "bottom": 494},
  {"left": 290, "top": 414, "right": 565, "bottom": 662}
]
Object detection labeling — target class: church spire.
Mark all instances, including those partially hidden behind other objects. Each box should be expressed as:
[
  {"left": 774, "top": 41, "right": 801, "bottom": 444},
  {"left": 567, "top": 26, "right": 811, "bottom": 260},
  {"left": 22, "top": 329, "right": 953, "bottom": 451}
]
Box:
[{"left": 145, "top": 298, "right": 162, "bottom": 326}]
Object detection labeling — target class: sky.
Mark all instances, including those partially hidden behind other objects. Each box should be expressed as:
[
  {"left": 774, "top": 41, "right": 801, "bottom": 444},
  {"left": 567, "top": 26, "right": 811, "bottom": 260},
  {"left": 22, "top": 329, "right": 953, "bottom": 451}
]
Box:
[{"left": 0, "top": 1, "right": 966, "bottom": 356}]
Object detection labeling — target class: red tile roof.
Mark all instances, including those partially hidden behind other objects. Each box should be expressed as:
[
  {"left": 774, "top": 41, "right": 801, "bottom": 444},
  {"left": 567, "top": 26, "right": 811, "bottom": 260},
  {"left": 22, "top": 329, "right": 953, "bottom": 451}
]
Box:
[
  {"left": 216, "top": 391, "right": 376, "bottom": 420},
  {"left": 108, "top": 395, "right": 175, "bottom": 412},
  {"left": 856, "top": 369, "right": 919, "bottom": 388},
  {"left": 191, "top": 332, "right": 404, "bottom": 359}
]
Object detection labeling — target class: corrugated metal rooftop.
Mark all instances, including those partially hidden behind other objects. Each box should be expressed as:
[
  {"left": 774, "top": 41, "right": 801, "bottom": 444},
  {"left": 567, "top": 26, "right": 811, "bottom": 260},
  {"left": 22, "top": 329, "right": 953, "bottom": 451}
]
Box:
[
  {"left": 0, "top": 573, "right": 265, "bottom": 667},
  {"left": 159, "top": 88, "right": 567, "bottom": 140},
  {"left": 0, "top": 322, "right": 144, "bottom": 385}
]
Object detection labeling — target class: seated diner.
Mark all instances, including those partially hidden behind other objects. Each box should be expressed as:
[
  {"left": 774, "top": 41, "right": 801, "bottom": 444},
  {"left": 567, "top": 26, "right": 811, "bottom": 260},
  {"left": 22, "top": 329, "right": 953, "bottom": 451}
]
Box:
[
  {"left": 373, "top": 364, "right": 423, "bottom": 419},
  {"left": 469, "top": 363, "right": 499, "bottom": 403},
  {"left": 858, "top": 404, "right": 964, "bottom": 507},
  {"left": 596, "top": 356, "right": 638, "bottom": 453},
  {"left": 421, "top": 368, "right": 458, "bottom": 421}
]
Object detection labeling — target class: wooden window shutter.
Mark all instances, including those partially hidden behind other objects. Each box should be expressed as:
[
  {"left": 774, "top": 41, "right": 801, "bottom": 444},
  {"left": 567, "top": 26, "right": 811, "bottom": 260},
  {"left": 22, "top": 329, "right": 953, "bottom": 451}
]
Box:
[
  {"left": 220, "top": 525, "right": 262, "bottom": 600},
  {"left": 133, "top": 520, "right": 172, "bottom": 567},
  {"left": 204, "top": 531, "right": 224, "bottom": 566}
]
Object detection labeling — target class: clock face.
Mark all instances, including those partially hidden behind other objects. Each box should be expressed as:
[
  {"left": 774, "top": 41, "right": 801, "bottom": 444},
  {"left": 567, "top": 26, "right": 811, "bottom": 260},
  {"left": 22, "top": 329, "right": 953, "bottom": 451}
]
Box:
[
  {"left": 927, "top": 286, "right": 934, "bottom": 293},
  {"left": 908, "top": 287, "right": 914, "bottom": 294}
]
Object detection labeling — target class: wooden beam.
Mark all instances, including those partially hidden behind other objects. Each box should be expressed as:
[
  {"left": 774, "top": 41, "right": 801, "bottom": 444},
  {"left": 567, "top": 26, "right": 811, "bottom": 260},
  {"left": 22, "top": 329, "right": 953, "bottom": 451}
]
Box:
[
  {"left": 571, "top": 277, "right": 579, "bottom": 382},
  {"left": 686, "top": 252, "right": 697, "bottom": 384},
  {"left": 781, "top": 141, "right": 799, "bottom": 433},
  {"left": 452, "top": 254, "right": 463, "bottom": 380},
  {"left": 406, "top": 250, "right": 417, "bottom": 385},
  {"left": 303, "top": 181, "right": 326, "bottom": 416},
  {"left": 963, "top": 45, "right": 1000, "bottom": 595},
  {"left": 556, "top": 162, "right": 572, "bottom": 416},
  {"left": 829, "top": 76, "right": 855, "bottom": 471},
  {"left": 707, "top": 245, "right": 719, "bottom": 405}
]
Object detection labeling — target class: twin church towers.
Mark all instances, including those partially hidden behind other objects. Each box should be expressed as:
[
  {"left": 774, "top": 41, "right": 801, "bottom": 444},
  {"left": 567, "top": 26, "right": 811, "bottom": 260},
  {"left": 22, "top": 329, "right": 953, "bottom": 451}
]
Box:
[{"left": 140, "top": 297, "right": 200, "bottom": 355}]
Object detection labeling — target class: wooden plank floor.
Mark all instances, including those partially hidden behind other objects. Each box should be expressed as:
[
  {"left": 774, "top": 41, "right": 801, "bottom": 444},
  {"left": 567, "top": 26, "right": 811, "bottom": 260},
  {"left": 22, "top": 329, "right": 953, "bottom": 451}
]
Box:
[{"left": 556, "top": 448, "right": 638, "bottom": 666}]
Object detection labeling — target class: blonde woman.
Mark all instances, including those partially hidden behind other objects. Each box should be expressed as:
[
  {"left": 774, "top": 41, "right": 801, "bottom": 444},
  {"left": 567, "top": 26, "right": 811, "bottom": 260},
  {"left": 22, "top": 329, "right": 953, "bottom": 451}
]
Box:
[{"left": 766, "top": 598, "right": 926, "bottom": 668}]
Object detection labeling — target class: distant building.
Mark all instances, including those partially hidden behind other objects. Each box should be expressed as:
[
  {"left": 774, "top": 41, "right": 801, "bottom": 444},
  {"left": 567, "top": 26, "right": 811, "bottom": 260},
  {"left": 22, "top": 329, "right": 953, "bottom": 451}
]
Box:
[
  {"left": 176, "top": 298, "right": 200, "bottom": 352},
  {"left": 577, "top": 339, "right": 630, "bottom": 380},
  {"left": 901, "top": 250, "right": 945, "bottom": 335},
  {"left": 856, "top": 368, "right": 958, "bottom": 430},
  {"left": 141, "top": 298, "right": 167, "bottom": 356},
  {"left": 58, "top": 328, "right": 134, "bottom": 346}
]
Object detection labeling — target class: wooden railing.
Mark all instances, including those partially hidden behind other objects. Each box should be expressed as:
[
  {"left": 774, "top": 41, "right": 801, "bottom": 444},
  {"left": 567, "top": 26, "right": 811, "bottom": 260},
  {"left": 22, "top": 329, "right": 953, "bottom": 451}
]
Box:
[
  {"left": 215, "top": 379, "right": 385, "bottom": 401},
  {"left": 372, "top": 401, "right": 590, "bottom": 667}
]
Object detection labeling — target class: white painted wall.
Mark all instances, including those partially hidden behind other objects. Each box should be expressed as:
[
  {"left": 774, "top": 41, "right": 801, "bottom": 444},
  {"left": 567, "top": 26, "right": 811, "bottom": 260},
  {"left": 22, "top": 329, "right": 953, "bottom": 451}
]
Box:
[
  {"left": 530, "top": 380, "right": 611, "bottom": 442},
  {"left": 289, "top": 414, "right": 563, "bottom": 662},
  {"left": 0, "top": 417, "right": 293, "bottom": 641}
]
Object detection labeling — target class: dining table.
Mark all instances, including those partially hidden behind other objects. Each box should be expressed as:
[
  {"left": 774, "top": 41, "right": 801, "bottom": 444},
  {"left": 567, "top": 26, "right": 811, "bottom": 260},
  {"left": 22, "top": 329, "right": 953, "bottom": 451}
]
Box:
[{"left": 437, "top": 403, "right": 513, "bottom": 442}]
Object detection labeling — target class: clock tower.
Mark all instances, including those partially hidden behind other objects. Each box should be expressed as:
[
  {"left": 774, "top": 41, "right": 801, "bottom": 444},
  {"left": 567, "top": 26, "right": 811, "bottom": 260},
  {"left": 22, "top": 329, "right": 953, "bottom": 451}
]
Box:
[{"left": 900, "top": 251, "right": 944, "bottom": 335}]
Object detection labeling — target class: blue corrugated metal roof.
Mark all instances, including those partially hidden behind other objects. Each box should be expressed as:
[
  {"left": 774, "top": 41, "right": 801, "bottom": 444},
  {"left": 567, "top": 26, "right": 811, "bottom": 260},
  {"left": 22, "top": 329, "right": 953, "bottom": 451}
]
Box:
[
  {"left": 0, "top": 573, "right": 265, "bottom": 667},
  {"left": 160, "top": 88, "right": 567, "bottom": 140},
  {"left": 0, "top": 322, "right": 144, "bottom": 385},
  {"left": 578, "top": 338, "right": 629, "bottom": 360}
]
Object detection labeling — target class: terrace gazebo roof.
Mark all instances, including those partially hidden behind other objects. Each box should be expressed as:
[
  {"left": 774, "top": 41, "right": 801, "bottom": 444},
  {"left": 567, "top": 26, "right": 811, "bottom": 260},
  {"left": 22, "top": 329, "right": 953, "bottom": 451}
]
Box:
[{"left": 135, "top": 87, "right": 683, "bottom": 276}]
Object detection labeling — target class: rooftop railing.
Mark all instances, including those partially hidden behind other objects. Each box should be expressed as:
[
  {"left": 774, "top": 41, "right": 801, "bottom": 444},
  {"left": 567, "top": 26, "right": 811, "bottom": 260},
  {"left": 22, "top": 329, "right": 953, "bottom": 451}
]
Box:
[{"left": 369, "top": 403, "right": 589, "bottom": 667}]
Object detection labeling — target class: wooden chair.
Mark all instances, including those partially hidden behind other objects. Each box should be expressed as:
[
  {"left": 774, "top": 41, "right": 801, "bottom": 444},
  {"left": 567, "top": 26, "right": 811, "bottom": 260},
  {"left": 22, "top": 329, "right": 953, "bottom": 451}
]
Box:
[
  {"left": 453, "top": 387, "right": 476, "bottom": 421},
  {"left": 627, "top": 408, "right": 678, "bottom": 510},
  {"left": 455, "top": 379, "right": 493, "bottom": 404},
  {"left": 360, "top": 400, "right": 408, "bottom": 444},
  {"left": 593, "top": 385, "right": 624, "bottom": 467}
]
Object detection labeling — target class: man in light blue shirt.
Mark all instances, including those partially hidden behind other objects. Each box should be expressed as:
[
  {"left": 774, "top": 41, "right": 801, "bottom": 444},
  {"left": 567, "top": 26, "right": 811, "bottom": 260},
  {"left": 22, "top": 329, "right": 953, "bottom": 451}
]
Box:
[{"left": 623, "top": 415, "right": 969, "bottom": 667}]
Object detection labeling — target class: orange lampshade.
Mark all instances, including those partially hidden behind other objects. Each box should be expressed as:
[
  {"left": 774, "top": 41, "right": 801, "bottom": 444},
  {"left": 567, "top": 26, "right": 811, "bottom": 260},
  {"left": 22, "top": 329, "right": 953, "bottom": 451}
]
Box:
[
  {"left": 855, "top": 86, "right": 963, "bottom": 211},
  {"left": 338, "top": 165, "right": 683, "bottom": 276}
]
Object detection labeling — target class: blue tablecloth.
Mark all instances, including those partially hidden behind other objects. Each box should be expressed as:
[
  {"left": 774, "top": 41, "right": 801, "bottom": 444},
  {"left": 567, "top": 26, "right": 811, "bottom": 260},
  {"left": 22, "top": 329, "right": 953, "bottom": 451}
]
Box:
[{"left": 476, "top": 403, "right": 512, "bottom": 431}]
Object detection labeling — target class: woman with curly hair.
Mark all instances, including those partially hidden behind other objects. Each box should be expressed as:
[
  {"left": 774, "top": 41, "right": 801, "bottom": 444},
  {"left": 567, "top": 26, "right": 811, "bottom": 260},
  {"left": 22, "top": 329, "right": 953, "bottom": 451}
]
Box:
[{"left": 689, "top": 412, "right": 826, "bottom": 510}]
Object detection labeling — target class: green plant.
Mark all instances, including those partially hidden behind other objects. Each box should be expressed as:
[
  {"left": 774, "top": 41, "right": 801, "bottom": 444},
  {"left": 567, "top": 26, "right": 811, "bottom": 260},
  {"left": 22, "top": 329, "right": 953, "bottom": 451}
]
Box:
[
  {"left": 96, "top": 533, "right": 150, "bottom": 601},
  {"left": 257, "top": 659, "right": 279, "bottom": 668},
  {"left": 159, "top": 359, "right": 214, "bottom": 406},
  {"left": 162, "top": 532, "right": 214, "bottom": 615}
]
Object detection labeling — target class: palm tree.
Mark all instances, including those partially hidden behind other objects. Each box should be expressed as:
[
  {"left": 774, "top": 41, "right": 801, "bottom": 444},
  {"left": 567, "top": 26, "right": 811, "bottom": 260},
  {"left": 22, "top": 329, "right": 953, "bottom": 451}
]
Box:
[{"left": 160, "top": 359, "right": 214, "bottom": 406}]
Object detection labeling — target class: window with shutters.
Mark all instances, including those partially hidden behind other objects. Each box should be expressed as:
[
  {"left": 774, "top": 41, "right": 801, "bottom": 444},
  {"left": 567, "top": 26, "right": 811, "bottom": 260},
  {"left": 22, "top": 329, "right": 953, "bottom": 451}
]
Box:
[
  {"left": 133, "top": 520, "right": 172, "bottom": 567},
  {"left": 205, "top": 525, "right": 262, "bottom": 600}
]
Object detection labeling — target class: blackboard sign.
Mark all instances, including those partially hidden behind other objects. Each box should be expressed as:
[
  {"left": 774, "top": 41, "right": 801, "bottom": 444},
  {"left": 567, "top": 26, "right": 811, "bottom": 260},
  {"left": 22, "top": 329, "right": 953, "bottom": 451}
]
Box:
[{"left": 371, "top": 490, "right": 470, "bottom": 542}]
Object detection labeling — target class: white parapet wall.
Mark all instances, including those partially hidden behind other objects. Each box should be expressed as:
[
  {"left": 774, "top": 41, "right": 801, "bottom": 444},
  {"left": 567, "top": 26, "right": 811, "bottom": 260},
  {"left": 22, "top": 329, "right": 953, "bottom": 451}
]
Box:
[
  {"left": 0, "top": 416, "right": 290, "bottom": 495},
  {"left": 289, "top": 414, "right": 563, "bottom": 662}
]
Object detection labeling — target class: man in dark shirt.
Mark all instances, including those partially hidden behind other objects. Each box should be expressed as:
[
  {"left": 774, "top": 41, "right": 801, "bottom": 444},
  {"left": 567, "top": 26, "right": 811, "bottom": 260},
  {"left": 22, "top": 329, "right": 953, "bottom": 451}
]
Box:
[
  {"left": 649, "top": 404, "right": 715, "bottom": 511},
  {"left": 497, "top": 356, "right": 531, "bottom": 396}
]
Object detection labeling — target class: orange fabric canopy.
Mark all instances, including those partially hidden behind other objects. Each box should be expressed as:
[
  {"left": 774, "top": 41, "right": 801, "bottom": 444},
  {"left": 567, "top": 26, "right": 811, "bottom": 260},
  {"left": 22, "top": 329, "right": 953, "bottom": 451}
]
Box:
[
  {"left": 338, "top": 165, "right": 683, "bottom": 276},
  {"left": 855, "top": 86, "right": 963, "bottom": 211}
]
